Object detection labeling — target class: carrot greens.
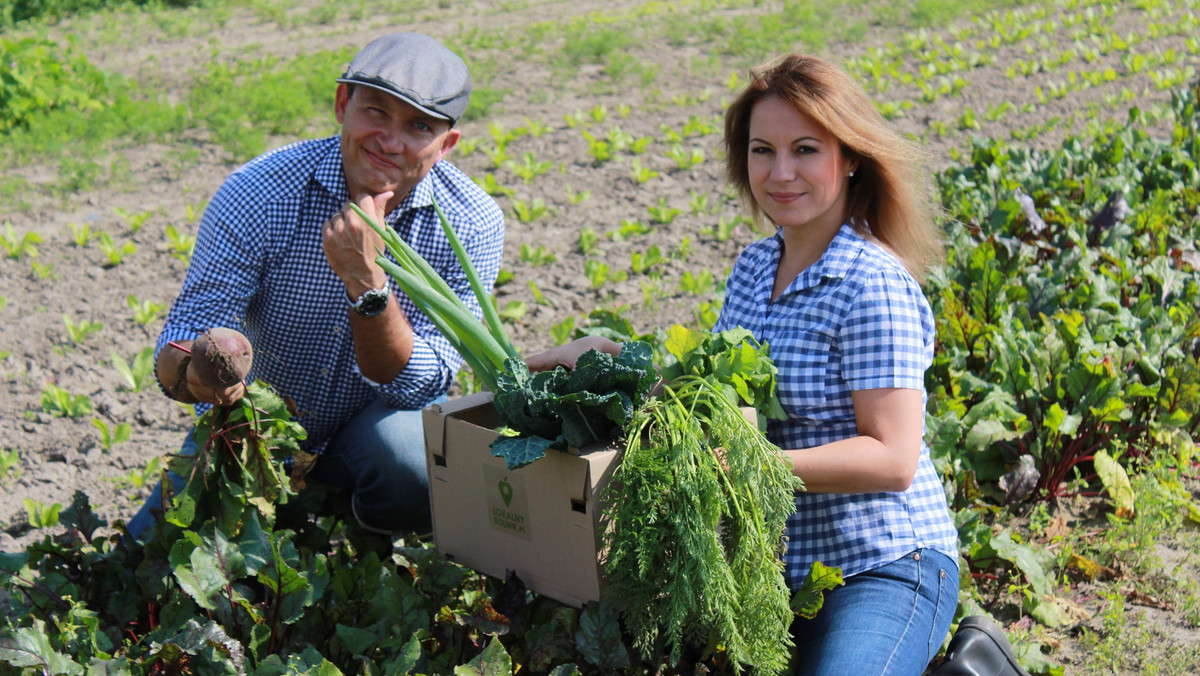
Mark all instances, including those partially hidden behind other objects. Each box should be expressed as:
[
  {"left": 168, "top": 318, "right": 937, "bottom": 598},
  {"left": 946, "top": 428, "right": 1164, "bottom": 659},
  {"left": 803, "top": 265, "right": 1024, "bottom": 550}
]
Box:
[{"left": 603, "top": 372, "right": 802, "bottom": 675}]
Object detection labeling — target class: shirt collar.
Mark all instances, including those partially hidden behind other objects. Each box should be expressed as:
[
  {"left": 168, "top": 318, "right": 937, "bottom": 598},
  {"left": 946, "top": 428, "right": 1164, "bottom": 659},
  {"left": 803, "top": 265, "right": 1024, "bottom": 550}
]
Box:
[{"left": 770, "top": 222, "right": 865, "bottom": 294}]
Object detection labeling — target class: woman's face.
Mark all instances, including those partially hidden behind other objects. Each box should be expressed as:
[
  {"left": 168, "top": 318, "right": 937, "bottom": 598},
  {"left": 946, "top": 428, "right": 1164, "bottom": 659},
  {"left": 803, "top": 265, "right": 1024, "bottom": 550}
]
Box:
[{"left": 746, "top": 95, "right": 855, "bottom": 234}]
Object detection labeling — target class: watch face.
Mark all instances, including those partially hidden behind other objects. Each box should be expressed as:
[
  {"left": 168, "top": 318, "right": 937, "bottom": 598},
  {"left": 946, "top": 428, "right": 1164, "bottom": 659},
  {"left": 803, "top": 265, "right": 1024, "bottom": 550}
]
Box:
[{"left": 354, "top": 288, "right": 389, "bottom": 317}]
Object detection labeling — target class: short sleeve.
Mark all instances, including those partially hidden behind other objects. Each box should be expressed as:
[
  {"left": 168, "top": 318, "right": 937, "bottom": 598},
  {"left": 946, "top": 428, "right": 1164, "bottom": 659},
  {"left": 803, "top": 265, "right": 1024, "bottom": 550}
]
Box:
[{"left": 838, "top": 269, "right": 933, "bottom": 391}]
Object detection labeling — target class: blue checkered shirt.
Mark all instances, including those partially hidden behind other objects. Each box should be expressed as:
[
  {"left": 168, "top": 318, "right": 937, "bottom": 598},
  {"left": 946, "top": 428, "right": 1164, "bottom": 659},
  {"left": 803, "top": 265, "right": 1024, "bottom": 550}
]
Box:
[
  {"left": 715, "top": 223, "right": 958, "bottom": 587},
  {"left": 156, "top": 136, "right": 504, "bottom": 454}
]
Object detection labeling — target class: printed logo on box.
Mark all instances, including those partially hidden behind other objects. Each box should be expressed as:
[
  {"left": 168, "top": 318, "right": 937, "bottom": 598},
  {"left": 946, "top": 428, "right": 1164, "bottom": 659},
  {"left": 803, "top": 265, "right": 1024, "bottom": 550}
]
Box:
[{"left": 484, "top": 465, "right": 531, "bottom": 540}]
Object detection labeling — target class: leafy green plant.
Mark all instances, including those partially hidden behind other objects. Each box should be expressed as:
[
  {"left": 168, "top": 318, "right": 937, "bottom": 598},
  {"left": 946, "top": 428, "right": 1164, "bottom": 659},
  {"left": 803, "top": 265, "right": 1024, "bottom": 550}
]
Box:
[
  {"left": 629, "top": 244, "right": 665, "bottom": 275},
  {"left": 519, "top": 243, "right": 557, "bottom": 267},
  {"left": 665, "top": 144, "right": 704, "bottom": 170},
  {"left": 506, "top": 151, "right": 553, "bottom": 183},
  {"left": 671, "top": 235, "right": 693, "bottom": 262},
  {"left": 585, "top": 259, "right": 624, "bottom": 290},
  {"left": 184, "top": 200, "right": 206, "bottom": 224},
  {"left": 475, "top": 172, "right": 514, "bottom": 198},
  {"left": 488, "top": 121, "right": 527, "bottom": 152},
  {"left": 578, "top": 227, "right": 600, "bottom": 255},
  {"left": 522, "top": 115, "right": 552, "bottom": 137},
  {"left": 511, "top": 197, "right": 551, "bottom": 223},
  {"left": 0, "top": 448, "right": 19, "bottom": 484},
  {"left": 105, "top": 455, "right": 162, "bottom": 500},
  {"left": 694, "top": 300, "right": 722, "bottom": 330},
  {"left": 95, "top": 231, "right": 136, "bottom": 267},
  {"left": 480, "top": 143, "right": 508, "bottom": 169},
  {"left": 165, "top": 223, "right": 195, "bottom": 261},
  {"left": 39, "top": 383, "right": 93, "bottom": 418},
  {"left": 455, "top": 136, "right": 482, "bottom": 157},
  {"left": 563, "top": 109, "right": 587, "bottom": 128},
  {"left": 127, "top": 294, "right": 167, "bottom": 326},
  {"left": 490, "top": 343, "right": 656, "bottom": 469},
  {"left": 0, "top": 36, "right": 114, "bottom": 133},
  {"left": 567, "top": 185, "right": 592, "bottom": 205},
  {"left": 709, "top": 214, "right": 751, "bottom": 242},
  {"left": 67, "top": 221, "right": 93, "bottom": 247},
  {"left": 603, "top": 326, "right": 799, "bottom": 672},
  {"left": 91, "top": 417, "right": 132, "bottom": 453},
  {"left": 681, "top": 114, "right": 718, "bottom": 137},
  {"left": 679, "top": 269, "right": 715, "bottom": 296},
  {"left": 611, "top": 219, "right": 651, "bottom": 241},
  {"left": 526, "top": 279, "right": 549, "bottom": 305},
  {"left": 629, "top": 158, "right": 658, "bottom": 184},
  {"left": 111, "top": 347, "right": 155, "bottom": 392},
  {"left": 30, "top": 260, "right": 56, "bottom": 280},
  {"left": 957, "top": 106, "right": 981, "bottom": 130},
  {"left": 23, "top": 499, "right": 62, "bottom": 529},
  {"left": 113, "top": 206, "right": 153, "bottom": 233},
  {"left": 582, "top": 130, "right": 613, "bottom": 163},
  {"left": 62, "top": 314, "right": 103, "bottom": 345},
  {"left": 1, "top": 222, "right": 41, "bottom": 260},
  {"left": 551, "top": 316, "right": 577, "bottom": 346},
  {"left": 647, "top": 198, "right": 682, "bottom": 225},
  {"left": 494, "top": 298, "right": 528, "bottom": 322},
  {"left": 928, "top": 89, "right": 1200, "bottom": 504}
]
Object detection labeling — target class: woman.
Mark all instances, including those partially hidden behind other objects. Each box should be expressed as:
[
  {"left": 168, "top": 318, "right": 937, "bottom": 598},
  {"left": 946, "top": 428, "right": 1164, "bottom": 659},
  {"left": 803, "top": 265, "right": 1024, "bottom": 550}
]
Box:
[{"left": 530, "top": 54, "right": 959, "bottom": 675}]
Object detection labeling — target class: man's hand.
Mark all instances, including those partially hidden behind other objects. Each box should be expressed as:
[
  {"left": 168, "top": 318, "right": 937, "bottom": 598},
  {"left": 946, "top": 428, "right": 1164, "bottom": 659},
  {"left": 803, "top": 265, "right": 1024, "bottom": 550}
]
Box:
[
  {"left": 156, "top": 339, "right": 245, "bottom": 406},
  {"left": 322, "top": 191, "right": 393, "bottom": 300}
]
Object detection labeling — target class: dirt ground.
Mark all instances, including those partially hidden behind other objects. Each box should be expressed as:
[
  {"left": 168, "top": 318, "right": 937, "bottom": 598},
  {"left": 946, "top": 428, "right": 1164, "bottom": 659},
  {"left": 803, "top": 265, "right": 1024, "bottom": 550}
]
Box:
[{"left": 1, "top": 0, "right": 1198, "bottom": 672}]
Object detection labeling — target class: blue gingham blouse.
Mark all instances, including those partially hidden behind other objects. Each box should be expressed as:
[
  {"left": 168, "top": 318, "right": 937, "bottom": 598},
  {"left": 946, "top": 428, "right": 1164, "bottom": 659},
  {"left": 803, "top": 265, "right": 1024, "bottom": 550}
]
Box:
[
  {"left": 715, "top": 223, "right": 959, "bottom": 587},
  {"left": 156, "top": 136, "right": 504, "bottom": 454}
]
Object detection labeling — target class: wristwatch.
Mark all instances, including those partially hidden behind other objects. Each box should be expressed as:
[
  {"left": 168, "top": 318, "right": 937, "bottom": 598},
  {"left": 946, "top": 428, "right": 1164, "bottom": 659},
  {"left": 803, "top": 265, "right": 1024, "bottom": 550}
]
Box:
[{"left": 350, "top": 285, "right": 390, "bottom": 317}]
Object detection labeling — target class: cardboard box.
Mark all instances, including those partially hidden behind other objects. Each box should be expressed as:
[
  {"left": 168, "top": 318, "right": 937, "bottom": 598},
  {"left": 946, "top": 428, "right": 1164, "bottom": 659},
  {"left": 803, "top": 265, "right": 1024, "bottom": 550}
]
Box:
[{"left": 423, "top": 391, "right": 620, "bottom": 608}]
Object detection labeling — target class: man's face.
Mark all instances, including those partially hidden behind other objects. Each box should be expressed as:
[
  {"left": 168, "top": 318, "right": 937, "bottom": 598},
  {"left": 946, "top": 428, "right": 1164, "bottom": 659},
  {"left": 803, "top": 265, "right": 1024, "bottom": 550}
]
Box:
[{"left": 335, "top": 84, "right": 460, "bottom": 212}]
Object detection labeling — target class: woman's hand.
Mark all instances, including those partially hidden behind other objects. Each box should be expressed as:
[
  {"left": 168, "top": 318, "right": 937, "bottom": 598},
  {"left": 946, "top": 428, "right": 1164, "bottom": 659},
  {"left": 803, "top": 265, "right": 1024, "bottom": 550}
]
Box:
[{"left": 525, "top": 336, "right": 622, "bottom": 371}]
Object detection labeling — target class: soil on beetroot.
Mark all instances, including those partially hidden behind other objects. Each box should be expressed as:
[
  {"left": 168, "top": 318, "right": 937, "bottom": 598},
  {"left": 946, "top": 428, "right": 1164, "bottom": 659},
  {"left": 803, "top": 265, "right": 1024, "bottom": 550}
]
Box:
[{"left": 1, "top": 1, "right": 1199, "bottom": 673}]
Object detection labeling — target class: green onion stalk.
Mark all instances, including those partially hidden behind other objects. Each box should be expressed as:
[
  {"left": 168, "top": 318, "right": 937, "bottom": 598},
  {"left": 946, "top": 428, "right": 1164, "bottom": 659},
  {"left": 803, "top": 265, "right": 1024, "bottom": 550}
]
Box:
[{"left": 349, "top": 196, "right": 517, "bottom": 391}]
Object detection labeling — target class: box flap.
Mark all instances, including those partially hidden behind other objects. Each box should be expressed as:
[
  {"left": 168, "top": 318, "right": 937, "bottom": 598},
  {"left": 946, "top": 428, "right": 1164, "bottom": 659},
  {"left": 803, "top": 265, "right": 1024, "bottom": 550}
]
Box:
[{"left": 424, "top": 391, "right": 495, "bottom": 465}]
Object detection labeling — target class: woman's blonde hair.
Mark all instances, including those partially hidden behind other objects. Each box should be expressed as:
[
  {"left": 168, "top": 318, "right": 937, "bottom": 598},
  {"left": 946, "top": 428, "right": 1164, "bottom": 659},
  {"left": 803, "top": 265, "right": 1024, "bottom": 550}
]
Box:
[{"left": 724, "top": 53, "right": 943, "bottom": 281}]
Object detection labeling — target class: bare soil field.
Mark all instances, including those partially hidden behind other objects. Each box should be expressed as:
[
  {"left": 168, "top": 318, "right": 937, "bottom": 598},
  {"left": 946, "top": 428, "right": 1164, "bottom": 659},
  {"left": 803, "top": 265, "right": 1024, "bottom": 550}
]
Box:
[{"left": 1, "top": 0, "right": 1198, "bottom": 672}]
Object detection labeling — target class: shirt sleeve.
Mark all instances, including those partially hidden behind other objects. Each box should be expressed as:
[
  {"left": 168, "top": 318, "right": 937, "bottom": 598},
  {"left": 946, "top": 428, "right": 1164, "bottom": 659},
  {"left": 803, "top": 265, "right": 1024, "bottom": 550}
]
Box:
[
  {"left": 155, "top": 175, "right": 264, "bottom": 364},
  {"left": 375, "top": 186, "right": 505, "bottom": 409},
  {"left": 839, "top": 268, "right": 933, "bottom": 391}
]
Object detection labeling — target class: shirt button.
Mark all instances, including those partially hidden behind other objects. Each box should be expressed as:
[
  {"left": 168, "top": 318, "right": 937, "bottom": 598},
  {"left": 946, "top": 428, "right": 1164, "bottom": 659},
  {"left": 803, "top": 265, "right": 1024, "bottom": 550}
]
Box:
[
  {"left": 333, "top": 325, "right": 343, "bottom": 334},
  {"left": 321, "top": 368, "right": 330, "bottom": 376}
]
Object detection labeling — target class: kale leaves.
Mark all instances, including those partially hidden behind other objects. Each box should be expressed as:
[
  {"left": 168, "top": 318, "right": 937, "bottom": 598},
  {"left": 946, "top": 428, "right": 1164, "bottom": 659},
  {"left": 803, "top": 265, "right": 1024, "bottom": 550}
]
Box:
[{"left": 490, "top": 342, "right": 657, "bottom": 469}]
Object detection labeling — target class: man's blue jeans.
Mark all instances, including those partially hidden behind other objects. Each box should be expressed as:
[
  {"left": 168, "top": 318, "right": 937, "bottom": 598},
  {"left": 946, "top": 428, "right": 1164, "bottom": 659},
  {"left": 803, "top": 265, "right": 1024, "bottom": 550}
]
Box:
[
  {"left": 126, "top": 396, "right": 439, "bottom": 540},
  {"left": 790, "top": 549, "right": 959, "bottom": 676}
]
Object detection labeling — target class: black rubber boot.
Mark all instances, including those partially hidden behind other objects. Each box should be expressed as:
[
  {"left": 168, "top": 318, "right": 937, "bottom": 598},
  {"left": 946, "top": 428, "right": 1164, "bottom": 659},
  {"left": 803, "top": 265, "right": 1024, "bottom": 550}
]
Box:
[{"left": 927, "top": 615, "right": 1033, "bottom": 676}]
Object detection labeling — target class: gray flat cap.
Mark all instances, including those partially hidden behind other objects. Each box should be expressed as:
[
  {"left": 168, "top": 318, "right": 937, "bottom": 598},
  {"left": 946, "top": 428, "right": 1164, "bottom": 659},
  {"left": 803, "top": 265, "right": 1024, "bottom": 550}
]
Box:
[{"left": 337, "top": 33, "right": 471, "bottom": 125}]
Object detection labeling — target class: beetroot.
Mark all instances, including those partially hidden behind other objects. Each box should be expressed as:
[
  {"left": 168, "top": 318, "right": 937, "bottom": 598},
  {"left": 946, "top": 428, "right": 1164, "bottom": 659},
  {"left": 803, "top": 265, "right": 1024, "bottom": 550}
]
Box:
[{"left": 192, "top": 327, "right": 254, "bottom": 389}]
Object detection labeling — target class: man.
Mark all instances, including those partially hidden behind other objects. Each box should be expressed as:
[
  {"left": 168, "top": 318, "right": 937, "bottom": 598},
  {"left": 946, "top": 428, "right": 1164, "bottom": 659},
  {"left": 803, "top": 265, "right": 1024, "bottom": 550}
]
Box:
[{"left": 130, "top": 33, "right": 504, "bottom": 539}]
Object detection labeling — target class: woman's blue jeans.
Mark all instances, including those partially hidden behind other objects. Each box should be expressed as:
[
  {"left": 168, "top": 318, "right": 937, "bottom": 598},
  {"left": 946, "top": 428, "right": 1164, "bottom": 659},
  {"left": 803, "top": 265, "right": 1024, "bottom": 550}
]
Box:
[
  {"left": 126, "top": 396, "right": 439, "bottom": 540},
  {"left": 790, "top": 549, "right": 959, "bottom": 676}
]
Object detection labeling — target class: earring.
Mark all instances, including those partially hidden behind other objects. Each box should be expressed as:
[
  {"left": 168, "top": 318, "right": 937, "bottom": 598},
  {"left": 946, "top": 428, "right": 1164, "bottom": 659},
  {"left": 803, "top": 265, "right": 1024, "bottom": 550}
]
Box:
[{"left": 848, "top": 170, "right": 855, "bottom": 177}]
